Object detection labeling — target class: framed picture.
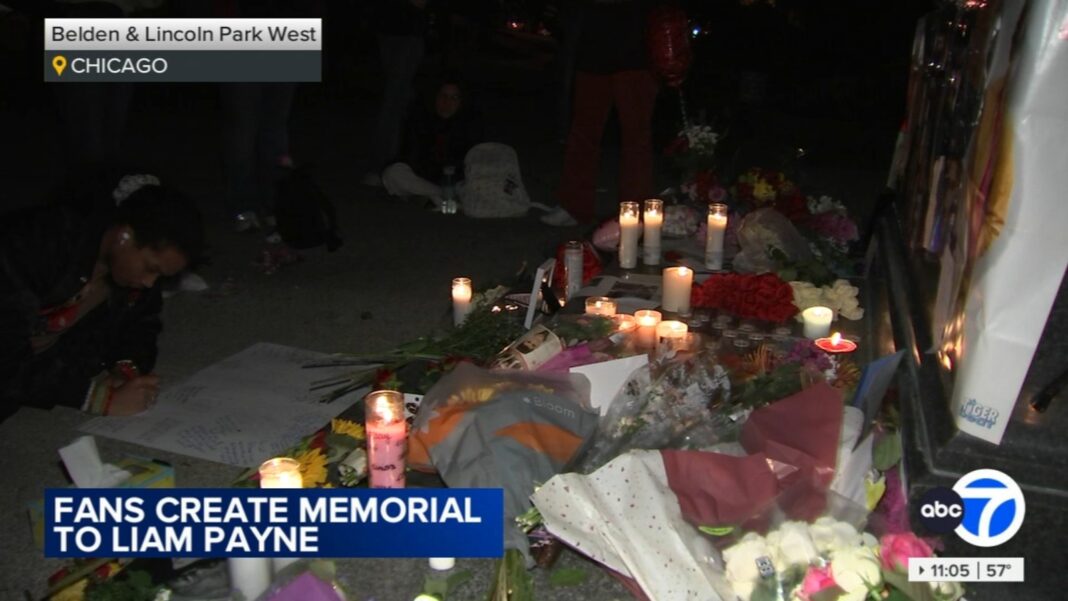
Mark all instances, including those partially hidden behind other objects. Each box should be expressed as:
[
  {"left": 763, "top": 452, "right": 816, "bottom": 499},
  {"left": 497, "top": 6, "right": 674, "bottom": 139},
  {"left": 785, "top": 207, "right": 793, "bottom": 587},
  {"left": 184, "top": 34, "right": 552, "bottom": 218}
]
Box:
[{"left": 524, "top": 258, "right": 557, "bottom": 329}]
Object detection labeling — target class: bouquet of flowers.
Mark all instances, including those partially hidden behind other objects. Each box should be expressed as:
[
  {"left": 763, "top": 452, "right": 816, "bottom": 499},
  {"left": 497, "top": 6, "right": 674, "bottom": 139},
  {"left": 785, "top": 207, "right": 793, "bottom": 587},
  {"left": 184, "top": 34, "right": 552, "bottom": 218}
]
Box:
[
  {"left": 731, "top": 168, "right": 808, "bottom": 221},
  {"left": 722, "top": 522, "right": 964, "bottom": 601},
  {"left": 690, "top": 272, "right": 799, "bottom": 323},
  {"left": 805, "top": 196, "right": 860, "bottom": 251},
  {"left": 680, "top": 169, "right": 728, "bottom": 205},
  {"left": 232, "top": 417, "right": 367, "bottom": 488},
  {"left": 665, "top": 124, "right": 720, "bottom": 172},
  {"left": 790, "top": 280, "right": 864, "bottom": 321},
  {"left": 575, "top": 355, "right": 735, "bottom": 474}
]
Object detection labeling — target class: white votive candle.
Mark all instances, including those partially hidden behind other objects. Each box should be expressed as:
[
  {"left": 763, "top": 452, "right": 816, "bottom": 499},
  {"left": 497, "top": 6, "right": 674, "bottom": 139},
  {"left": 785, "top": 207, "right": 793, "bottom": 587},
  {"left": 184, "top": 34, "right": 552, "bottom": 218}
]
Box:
[
  {"left": 635, "top": 309, "right": 662, "bottom": 349},
  {"left": 429, "top": 557, "right": 456, "bottom": 570},
  {"left": 452, "top": 277, "right": 473, "bottom": 326},
  {"left": 585, "top": 296, "right": 618, "bottom": 316},
  {"left": 802, "top": 306, "right": 834, "bottom": 339},
  {"left": 258, "top": 457, "right": 302, "bottom": 573},
  {"left": 661, "top": 266, "right": 694, "bottom": 314},
  {"left": 618, "top": 201, "right": 641, "bottom": 269},
  {"left": 656, "top": 320, "right": 689, "bottom": 352},
  {"left": 228, "top": 558, "right": 271, "bottom": 601},
  {"left": 705, "top": 203, "right": 728, "bottom": 271},
  {"left": 643, "top": 198, "right": 663, "bottom": 265}
]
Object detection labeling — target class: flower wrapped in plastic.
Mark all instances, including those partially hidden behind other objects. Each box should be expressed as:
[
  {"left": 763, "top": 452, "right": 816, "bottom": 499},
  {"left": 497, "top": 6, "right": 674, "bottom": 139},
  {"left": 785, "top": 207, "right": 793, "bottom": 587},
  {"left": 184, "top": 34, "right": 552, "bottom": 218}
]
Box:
[
  {"left": 575, "top": 354, "right": 735, "bottom": 474},
  {"left": 790, "top": 279, "right": 864, "bottom": 321}
]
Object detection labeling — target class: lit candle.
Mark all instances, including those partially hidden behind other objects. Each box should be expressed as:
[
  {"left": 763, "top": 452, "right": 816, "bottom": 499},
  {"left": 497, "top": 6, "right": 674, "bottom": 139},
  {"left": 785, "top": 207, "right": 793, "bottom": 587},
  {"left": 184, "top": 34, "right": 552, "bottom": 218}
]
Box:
[
  {"left": 365, "top": 390, "right": 407, "bottom": 488},
  {"left": 705, "top": 203, "right": 728, "bottom": 271},
  {"left": 258, "top": 458, "right": 302, "bottom": 574},
  {"left": 661, "top": 266, "right": 694, "bottom": 314},
  {"left": 802, "top": 306, "right": 833, "bottom": 339},
  {"left": 635, "top": 309, "right": 662, "bottom": 349},
  {"left": 612, "top": 314, "right": 638, "bottom": 334},
  {"left": 429, "top": 557, "right": 456, "bottom": 571},
  {"left": 643, "top": 199, "right": 663, "bottom": 265},
  {"left": 656, "top": 320, "right": 689, "bottom": 353},
  {"left": 452, "top": 277, "right": 472, "bottom": 326},
  {"left": 618, "top": 201, "right": 641, "bottom": 269},
  {"left": 815, "top": 332, "right": 858, "bottom": 354},
  {"left": 258, "top": 457, "right": 302, "bottom": 489},
  {"left": 585, "top": 296, "right": 618, "bottom": 316}
]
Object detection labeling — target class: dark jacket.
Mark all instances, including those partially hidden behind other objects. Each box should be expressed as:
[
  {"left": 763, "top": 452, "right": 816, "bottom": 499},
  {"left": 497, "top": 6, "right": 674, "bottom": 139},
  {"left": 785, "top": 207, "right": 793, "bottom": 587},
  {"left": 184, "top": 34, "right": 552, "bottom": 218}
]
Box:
[
  {"left": 0, "top": 204, "right": 163, "bottom": 421},
  {"left": 400, "top": 106, "right": 484, "bottom": 181}
]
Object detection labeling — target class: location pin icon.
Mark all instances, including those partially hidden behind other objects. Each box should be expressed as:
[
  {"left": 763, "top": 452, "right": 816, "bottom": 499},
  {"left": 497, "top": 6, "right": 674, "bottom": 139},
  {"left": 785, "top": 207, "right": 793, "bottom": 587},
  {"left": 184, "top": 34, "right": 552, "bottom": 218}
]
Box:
[{"left": 52, "top": 55, "right": 67, "bottom": 76}]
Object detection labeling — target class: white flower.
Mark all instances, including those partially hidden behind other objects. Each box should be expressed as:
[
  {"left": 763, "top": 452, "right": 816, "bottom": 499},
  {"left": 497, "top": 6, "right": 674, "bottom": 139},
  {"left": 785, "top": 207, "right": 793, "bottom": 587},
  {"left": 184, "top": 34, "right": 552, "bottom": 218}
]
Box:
[
  {"left": 808, "top": 518, "right": 861, "bottom": 554},
  {"left": 153, "top": 589, "right": 173, "bottom": 601},
  {"left": 729, "top": 578, "right": 756, "bottom": 600},
  {"left": 830, "top": 546, "right": 882, "bottom": 594},
  {"left": 723, "top": 532, "right": 775, "bottom": 586},
  {"left": 771, "top": 521, "right": 819, "bottom": 569},
  {"left": 929, "top": 580, "right": 965, "bottom": 600}
]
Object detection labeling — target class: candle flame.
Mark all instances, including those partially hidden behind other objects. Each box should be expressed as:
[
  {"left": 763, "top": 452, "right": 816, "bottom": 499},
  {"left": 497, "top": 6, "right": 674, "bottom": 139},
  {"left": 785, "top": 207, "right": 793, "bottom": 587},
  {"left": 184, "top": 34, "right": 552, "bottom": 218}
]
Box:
[
  {"left": 679, "top": 266, "right": 690, "bottom": 276},
  {"left": 831, "top": 332, "right": 842, "bottom": 346}
]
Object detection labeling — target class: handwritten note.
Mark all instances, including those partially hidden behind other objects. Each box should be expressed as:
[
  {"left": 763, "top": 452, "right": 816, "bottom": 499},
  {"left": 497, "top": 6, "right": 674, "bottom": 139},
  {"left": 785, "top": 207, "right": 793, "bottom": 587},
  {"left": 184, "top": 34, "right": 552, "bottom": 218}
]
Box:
[{"left": 79, "top": 343, "right": 364, "bottom": 467}]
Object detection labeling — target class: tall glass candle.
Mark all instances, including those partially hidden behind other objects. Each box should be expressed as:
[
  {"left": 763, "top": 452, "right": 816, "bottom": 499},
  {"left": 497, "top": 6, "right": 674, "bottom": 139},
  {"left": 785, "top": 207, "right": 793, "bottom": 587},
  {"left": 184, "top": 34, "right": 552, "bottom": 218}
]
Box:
[
  {"left": 259, "top": 458, "right": 302, "bottom": 573},
  {"left": 618, "top": 201, "right": 641, "bottom": 269},
  {"left": 228, "top": 558, "right": 271, "bottom": 601},
  {"left": 585, "top": 296, "right": 618, "bottom": 316},
  {"left": 705, "top": 203, "right": 728, "bottom": 271},
  {"left": 643, "top": 199, "right": 663, "bottom": 265},
  {"left": 802, "top": 306, "right": 833, "bottom": 339},
  {"left": 564, "top": 241, "right": 583, "bottom": 300},
  {"left": 661, "top": 266, "right": 694, "bottom": 314},
  {"left": 452, "top": 277, "right": 472, "bottom": 326},
  {"left": 365, "top": 390, "right": 407, "bottom": 488},
  {"left": 634, "top": 309, "right": 662, "bottom": 349}
]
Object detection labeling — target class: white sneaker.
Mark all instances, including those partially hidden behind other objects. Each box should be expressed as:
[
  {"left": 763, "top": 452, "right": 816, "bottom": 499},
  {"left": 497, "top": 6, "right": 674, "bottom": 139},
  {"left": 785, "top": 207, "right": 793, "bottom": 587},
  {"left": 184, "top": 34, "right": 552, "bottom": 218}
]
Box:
[{"left": 540, "top": 207, "right": 578, "bottom": 227}]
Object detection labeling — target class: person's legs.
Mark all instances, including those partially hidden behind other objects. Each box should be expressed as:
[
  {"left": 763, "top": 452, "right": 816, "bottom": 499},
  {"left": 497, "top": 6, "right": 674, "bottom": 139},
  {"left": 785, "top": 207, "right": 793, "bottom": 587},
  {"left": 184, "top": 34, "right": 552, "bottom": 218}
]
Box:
[
  {"left": 254, "top": 83, "right": 297, "bottom": 221},
  {"left": 368, "top": 34, "right": 425, "bottom": 176},
  {"left": 613, "top": 69, "right": 658, "bottom": 203},
  {"left": 220, "top": 83, "right": 262, "bottom": 225},
  {"left": 381, "top": 162, "right": 443, "bottom": 201},
  {"left": 557, "top": 71, "right": 614, "bottom": 224}
]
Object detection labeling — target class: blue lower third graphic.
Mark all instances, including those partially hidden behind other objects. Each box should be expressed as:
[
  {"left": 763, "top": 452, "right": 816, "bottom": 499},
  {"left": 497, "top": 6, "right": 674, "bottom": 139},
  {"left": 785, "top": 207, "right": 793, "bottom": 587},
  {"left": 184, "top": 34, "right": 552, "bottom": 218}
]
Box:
[{"left": 44, "top": 488, "right": 504, "bottom": 558}]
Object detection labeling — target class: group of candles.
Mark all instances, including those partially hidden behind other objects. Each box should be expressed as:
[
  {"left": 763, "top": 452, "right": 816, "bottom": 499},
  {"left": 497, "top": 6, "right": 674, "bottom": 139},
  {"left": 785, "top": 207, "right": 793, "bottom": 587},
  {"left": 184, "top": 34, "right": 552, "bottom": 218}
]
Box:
[
  {"left": 586, "top": 298, "right": 691, "bottom": 352},
  {"left": 618, "top": 200, "right": 729, "bottom": 271}
]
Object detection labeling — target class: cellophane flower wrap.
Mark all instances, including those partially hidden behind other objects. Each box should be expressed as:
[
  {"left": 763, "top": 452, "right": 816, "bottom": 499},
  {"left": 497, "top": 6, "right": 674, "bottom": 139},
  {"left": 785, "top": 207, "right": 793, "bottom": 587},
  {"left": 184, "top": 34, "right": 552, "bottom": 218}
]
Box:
[{"left": 574, "top": 355, "right": 735, "bottom": 474}]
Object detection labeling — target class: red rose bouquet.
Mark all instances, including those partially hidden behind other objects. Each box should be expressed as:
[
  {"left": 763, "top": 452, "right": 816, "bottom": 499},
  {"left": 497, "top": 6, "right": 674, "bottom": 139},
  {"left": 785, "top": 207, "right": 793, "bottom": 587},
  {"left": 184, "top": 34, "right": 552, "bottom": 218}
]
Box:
[{"left": 690, "top": 272, "right": 798, "bottom": 323}]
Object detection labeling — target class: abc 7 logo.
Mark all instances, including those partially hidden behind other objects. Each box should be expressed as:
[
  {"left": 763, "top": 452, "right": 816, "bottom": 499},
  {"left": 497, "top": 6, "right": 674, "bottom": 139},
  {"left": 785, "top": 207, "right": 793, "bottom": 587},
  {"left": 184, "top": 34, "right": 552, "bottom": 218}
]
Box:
[{"left": 918, "top": 469, "right": 1025, "bottom": 547}]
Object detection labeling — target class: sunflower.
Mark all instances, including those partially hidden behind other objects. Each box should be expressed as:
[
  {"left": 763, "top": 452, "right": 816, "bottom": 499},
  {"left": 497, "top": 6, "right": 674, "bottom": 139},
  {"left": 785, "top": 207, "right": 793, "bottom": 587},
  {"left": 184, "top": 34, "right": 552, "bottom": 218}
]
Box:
[
  {"left": 293, "top": 448, "right": 328, "bottom": 487},
  {"left": 331, "top": 418, "right": 365, "bottom": 441}
]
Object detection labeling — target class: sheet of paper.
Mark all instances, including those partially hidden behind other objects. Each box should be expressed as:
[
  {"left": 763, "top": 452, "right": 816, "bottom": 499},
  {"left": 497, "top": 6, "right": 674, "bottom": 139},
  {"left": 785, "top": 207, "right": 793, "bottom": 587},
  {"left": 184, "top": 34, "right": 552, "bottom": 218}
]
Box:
[
  {"left": 570, "top": 354, "right": 649, "bottom": 415},
  {"left": 79, "top": 343, "right": 364, "bottom": 467}
]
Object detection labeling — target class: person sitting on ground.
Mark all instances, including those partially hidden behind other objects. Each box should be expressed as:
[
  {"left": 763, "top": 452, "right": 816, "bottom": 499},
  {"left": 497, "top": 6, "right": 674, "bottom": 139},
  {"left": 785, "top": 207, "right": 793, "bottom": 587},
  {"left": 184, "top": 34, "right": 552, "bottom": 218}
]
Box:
[
  {"left": 381, "top": 76, "right": 484, "bottom": 210},
  {"left": 0, "top": 175, "right": 205, "bottom": 422}
]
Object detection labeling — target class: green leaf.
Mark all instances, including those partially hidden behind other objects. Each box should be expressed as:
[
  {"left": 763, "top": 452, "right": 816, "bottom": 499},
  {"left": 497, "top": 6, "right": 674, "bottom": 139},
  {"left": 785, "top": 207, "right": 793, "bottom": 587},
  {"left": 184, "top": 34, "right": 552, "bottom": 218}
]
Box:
[
  {"left": 698, "top": 525, "right": 735, "bottom": 537},
  {"left": 548, "top": 567, "right": 587, "bottom": 587},
  {"left": 873, "top": 430, "right": 903, "bottom": 471}
]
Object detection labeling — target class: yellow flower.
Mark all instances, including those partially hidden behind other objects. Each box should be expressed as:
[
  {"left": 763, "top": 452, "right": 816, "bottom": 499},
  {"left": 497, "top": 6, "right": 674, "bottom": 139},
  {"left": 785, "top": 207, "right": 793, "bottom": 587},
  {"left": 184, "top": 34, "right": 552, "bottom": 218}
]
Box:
[
  {"left": 447, "top": 385, "right": 499, "bottom": 406},
  {"left": 293, "top": 448, "right": 328, "bottom": 487},
  {"left": 51, "top": 579, "right": 87, "bottom": 601},
  {"left": 865, "top": 475, "right": 887, "bottom": 511},
  {"left": 753, "top": 180, "right": 776, "bottom": 203},
  {"left": 331, "top": 418, "right": 365, "bottom": 440}
]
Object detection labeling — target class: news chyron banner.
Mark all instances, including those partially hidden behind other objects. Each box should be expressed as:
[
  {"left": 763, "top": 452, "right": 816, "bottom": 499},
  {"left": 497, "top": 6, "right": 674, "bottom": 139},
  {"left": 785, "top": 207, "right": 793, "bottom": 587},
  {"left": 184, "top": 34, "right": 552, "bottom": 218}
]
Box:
[
  {"left": 45, "top": 489, "right": 504, "bottom": 558},
  {"left": 44, "top": 19, "right": 321, "bottom": 82}
]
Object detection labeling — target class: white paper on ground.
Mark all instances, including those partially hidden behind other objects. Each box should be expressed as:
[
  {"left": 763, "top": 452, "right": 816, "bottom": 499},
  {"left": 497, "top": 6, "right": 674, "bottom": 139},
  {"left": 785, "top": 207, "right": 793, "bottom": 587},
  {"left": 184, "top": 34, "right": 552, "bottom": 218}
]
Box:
[
  {"left": 570, "top": 354, "right": 649, "bottom": 415},
  {"left": 58, "top": 435, "right": 132, "bottom": 488},
  {"left": 79, "top": 343, "right": 364, "bottom": 467},
  {"left": 533, "top": 450, "right": 731, "bottom": 600}
]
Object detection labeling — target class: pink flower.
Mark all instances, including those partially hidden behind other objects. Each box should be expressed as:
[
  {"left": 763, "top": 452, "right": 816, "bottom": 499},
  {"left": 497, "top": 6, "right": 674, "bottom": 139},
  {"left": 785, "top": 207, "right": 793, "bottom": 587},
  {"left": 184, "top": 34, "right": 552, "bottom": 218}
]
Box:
[
  {"left": 798, "top": 565, "right": 836, "bottom": 600},
  {"left": 880, "top": 532, "right": 934, "bottom": 572}
]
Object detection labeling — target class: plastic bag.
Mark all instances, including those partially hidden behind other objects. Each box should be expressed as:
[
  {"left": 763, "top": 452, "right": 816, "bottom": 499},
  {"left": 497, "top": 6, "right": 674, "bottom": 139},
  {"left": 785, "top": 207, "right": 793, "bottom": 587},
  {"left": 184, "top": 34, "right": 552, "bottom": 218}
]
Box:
[{"left": 731, "top": 208, "right": 813, "bottom": 274}]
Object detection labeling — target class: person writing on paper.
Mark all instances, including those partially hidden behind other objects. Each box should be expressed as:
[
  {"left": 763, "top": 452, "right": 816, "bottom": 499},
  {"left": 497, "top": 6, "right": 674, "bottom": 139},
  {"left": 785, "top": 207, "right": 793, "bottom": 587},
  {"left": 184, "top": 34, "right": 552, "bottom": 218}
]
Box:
[{"left": 0, "top": 175, "right": 205, "bottom": 422}]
